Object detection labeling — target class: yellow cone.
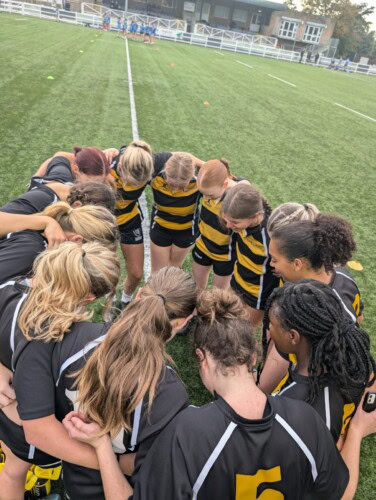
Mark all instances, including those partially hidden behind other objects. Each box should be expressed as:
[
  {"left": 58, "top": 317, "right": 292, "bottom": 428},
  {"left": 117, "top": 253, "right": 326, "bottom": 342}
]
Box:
[
  {"left": 170, "top": 63, "right": 176, "bottom": 67},
  {"left": 347, "top": 261, "right": 363, "bottom": 271},
  {"left": 203, "top": 100, "right": 209, "bottom": 106}
]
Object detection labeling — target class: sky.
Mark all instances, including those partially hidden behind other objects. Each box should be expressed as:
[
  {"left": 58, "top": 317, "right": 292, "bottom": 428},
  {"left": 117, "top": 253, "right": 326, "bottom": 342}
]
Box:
[{"left": 290, "top": 0, "right": 376, "bottom": 30}]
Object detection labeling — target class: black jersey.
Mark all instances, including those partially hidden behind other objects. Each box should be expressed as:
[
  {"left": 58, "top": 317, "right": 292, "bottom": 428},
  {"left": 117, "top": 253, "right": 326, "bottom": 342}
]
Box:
[
  {"left": 151, "top": 155, "right": 200, "bottom": 232},
  {"left": 132, "top": 395, "right": 348, "bottom": 500},
  {"left": 0, "top": 230, "right": 47, "bottom": 284},
  {"left": 330, "top": 267, "right": 362, "bottom": 322},
  {"left": 111, "top": 147, "right": 171, "bottom": 229},
  {"left": 49, "top": 322, "right": 189, "bottom": 499},
  {"left": 231, "top": 217, "right": 279, "bottom": 309},
  {"left": 0, "top": 279, "right": 60, "bottom": 466},
  {"left": 0, "top": 185, "right": 58, "bottom": 215},
  {"left": 272, "top": 363, "right": 361, "bottom": 443},
  {"left": 29, "top": 156, "right": 74, "bottom": 188}
]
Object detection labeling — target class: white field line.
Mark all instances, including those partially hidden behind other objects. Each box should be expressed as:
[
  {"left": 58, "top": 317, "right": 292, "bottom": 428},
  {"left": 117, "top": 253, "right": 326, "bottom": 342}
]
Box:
[
  {"left": 268, "top": 74, "right": 296, "bottom": 87},
  {"left": 214, "top": 51, "right": 224, "bottom": 56},
  {"left": 334, "top": 103, "right": 376, "bottom": 123},
  {"left": 124, "top": 37, "right": 151, "bottom": 279},
  {"left": 236, "top": 60, "right": 253, "bottom": 69}
]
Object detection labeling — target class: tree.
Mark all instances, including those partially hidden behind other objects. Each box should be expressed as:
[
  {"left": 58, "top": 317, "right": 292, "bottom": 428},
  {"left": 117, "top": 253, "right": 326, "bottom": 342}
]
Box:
[{"left": 284, "top": 0, "right": 298, "bottom": 9}]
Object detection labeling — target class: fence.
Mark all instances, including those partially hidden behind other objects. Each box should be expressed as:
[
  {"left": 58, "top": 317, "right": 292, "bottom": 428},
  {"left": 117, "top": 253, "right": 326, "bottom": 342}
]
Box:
[
  {"left": 194, "top": 24, "right": 277, "bottom": 48},
  {"left": 1, "top": 1, "right": 376, "bottom": 76}
]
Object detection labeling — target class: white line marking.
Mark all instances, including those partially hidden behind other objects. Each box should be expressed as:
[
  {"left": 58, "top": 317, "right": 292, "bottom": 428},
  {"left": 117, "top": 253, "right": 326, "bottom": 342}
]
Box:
[
  {"left": 124, "top": 37, "right": 151, "bottom": 279},
  {"left": 268, "top": 74, "right": 296, "bottom": 87},
  {"left": 334, "top": 103, "right": 376, "bottom": 123},
  {"left": 214, "top": 51, "right": 224, "bottom": 56},
  {"left": 236, "top": 60, "right": 253, "bottom": 69}
]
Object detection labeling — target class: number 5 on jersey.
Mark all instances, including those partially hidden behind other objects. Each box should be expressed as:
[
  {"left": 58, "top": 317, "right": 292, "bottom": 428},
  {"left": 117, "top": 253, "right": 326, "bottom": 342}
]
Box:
[{"left": 236, "top": 466, "right": 283, "bottom": 499}]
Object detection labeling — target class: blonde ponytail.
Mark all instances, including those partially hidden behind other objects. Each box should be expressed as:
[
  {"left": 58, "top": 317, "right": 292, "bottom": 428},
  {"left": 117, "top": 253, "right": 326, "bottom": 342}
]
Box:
[
  {"left": 76, "top": 267, "right": 197, "bottom": 436},
  {"left": 18, "top": 242, "right": 120, "bottom": 342},
  {"left": 41, "top": 201, "right": 119, "bottom": 248}
]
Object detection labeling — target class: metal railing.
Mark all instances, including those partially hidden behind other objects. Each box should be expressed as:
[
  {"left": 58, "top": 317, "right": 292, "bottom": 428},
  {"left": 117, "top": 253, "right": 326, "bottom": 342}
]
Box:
[{"left": 194, "top": 23, "right": 278, "bottom": 48}]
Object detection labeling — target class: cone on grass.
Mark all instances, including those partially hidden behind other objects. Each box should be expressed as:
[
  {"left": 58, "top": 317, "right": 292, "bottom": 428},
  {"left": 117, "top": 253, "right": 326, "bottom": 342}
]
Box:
[
  {"left": 347, "top": 261, "right": 363, "bottom": 271},
  {"left": 203, "top": 100, "right": 209, "bottom": 106}
]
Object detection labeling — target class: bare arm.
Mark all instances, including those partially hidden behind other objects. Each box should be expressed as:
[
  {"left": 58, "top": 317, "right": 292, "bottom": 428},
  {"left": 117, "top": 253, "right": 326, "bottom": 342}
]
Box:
[
  {"left": 33, "top": 152, "right": 76, "bottom": 177},
  {"left": 0, "top": 213, "right": 66, "bottom": 247},
  {"left": 63, "top": 412, "right": 133, "bottom": 498},
  {"left": 0, "top": 363, "right": 16, "bottom": 408},
  {"left": 341, "top": 389, "right": 376, "bottom": 499},
  {"left": 23, "top": 415, "right": 100, "bottom": 469}
]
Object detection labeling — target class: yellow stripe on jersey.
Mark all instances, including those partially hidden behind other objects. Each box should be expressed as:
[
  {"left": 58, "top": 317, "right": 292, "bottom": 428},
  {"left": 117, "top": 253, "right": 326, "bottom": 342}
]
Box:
[
  {"left": 116, "top": 204, "right": 139, "bottom": 225},
  {"left": 155, "top": 203, "right": 196, "bottom": 216},
  {"left": 237, "top": 245, "right": 264, "bottom": 275},
  {"left": 195, "top": 237, "right": 231, "bottom": 262},
  {"left": 236, "top": 467, "right": 283, "bottom": 500},
  {"left": 239, "top": 230, "right": 268, "bottom": 257},
  {"left": 289, "top": 353, "right": 297, "bottom": 365},
  {"left": 198, "top": 223, "right": 231, "bottom": 247},
  {"left": 153, "top": 217, "right": 193, "bottom": 231},
  {"left": 352, "top": 293, "right": 361, "bottom": 317},
  {"left": 152, "top": 176, "right": 197, "bottom": 198},
  {"left": 341, "top": 402, "right": 355, "bottom": 435},
  {"left": 233, "top": 264, "right": 260, "bottom": 297},
  {"left": 272, "top": 371, "right": 290, "bottom": 395}
]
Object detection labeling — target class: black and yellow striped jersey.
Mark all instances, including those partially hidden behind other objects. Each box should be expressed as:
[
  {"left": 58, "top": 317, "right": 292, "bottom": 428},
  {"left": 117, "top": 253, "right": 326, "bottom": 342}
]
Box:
[
  {"left": 330, "top": 267, "right": 362, "bottom": 322},
  {"left": 151, "top": 164, "right": 200, "bottom": 232},
  {"left": 232, "top": 219, "right": 279, "bottom": 306},
  {"left": 272, "top": 363, "right": 362, "bottom": 443},
  {"left": 111, "top": 147, "right": 172, "bottom": 229},
  {"left": 195, "top": 178, "right": 246, "bottom": 262},
  {"left": 132, "top": 394, "right": 348, "bottom": 500}
]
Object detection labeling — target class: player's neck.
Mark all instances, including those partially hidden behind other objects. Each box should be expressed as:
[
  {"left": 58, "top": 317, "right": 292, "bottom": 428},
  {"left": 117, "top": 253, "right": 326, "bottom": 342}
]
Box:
[
  {"left": 215, "top": 370, "right": 267, "bottom": 420},
  {"left": 303, "top": 268, "right": 333, "bottom": 285}
]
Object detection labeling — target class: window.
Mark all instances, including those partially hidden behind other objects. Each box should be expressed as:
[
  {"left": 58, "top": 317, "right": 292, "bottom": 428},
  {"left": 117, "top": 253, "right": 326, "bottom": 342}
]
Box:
[
  {"left": 250, "top": 12, "right": 261, "bottom": 25},
  {"left": 303, "top": 24, "right": 323, "bottom": 43},
  {"left": 279, "top": 20, "right": 298, "bottom": 40},
  {"left": 214, "top": 5, "right": 230, "bottom": 19},
  {"left": 232, "top": 8, "right": 247, "bottom": 23}
]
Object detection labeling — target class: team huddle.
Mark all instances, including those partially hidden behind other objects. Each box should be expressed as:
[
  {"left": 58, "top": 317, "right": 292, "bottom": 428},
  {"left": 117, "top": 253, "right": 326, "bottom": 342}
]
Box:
[{"left": 0, "top": 142, "right": 375, "bottom": 499}]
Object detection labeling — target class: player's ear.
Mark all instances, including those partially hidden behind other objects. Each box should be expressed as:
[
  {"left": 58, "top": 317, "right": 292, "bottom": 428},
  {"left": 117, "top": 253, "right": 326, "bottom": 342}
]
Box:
[
  {"left": 195, "top": 348, "right": 205, "bottom": 362},
  {"left": 293, "top": 258, "right": 305, "bottom": 272},
  {"left": 289, "top": 329, "right": 301, "bottom": 345},
  {"left": 69, "top": 234, "right": 84, "bottom": 244}
]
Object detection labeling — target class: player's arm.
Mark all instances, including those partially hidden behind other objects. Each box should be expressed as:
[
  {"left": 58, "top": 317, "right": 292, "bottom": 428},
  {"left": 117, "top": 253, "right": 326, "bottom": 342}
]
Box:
[
  {"left": 0, "top": 212, "right": 66, "bottom": 247},
  {"left": 0, "top": 362, "right": 16, "bottom": 407},
  {"left": 63, "top": 412, "right": 133, "bottom": 498},
  {"left": 340, "top": 388, "right": 376, "bottom": 500},
  {"left": 33, "top": 151, "right": 76, "bottom": 176}
]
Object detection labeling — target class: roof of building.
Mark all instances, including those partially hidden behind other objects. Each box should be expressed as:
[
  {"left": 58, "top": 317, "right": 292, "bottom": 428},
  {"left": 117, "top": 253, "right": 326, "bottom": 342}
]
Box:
[{"left": 234, "top": 0, "right": 288, "bottom": 10}]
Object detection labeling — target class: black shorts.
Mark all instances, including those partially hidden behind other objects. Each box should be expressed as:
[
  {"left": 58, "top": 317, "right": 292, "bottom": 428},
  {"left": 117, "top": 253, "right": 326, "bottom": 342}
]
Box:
[
  {"left": 119, "top": 224, "right": 144, "bottom": 245},
  {"left": 150, "top": 223, "right": 195, "bottom": 248},
  {"left": 0, "top": 411, "right": 60, "bottom": 467},
  {"left": 192, "top": 245, "right": 235, "bottom": 277}
]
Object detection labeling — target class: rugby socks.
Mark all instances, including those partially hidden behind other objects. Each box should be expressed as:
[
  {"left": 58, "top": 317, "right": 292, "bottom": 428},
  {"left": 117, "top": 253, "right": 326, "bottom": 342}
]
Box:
[{"left": 121, "top": 291, "right": 132, "bottom": 307}]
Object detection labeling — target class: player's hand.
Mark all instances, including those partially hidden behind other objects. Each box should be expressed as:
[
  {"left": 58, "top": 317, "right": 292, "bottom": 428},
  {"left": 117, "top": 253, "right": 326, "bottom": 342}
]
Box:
[
  {"left": 42, "top": 217, "right": 67, "bottom": 248},
  {"left": 63, "top": 411, "right": 108, "bottom": 450},
  {"left": 350, "top": 382, "right": 376, "bottom": 438},
  {"left": 0, "top": 362, "right": 16, "bottom": 408},
  {"left": 103, "top": 148, "right": 119, "bottom": 164}
]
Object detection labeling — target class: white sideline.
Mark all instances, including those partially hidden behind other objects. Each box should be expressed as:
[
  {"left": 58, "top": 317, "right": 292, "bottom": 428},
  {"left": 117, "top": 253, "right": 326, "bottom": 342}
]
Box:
[
  {"left": 215, "top": 51, "right": 225, "bottom": 56},
  {"left": 268, "top": 74, "right": 296, "bottom": 87},
  {"left": 236, "top": 60, "right": 253, "bottom": 69},
  {"left": 334, "top": 103, "right": 376, "bottom": 123},
  {"left": 124, "top": 37, "right": 151, "bottom": 279}
]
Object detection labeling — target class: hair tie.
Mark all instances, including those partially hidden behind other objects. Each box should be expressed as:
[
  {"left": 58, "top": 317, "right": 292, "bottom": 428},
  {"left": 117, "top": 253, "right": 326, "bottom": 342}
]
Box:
[
  {"left": 156, "top": 293, "right": 166, "bottom": 305},
  {"left": 67, "top": 207, "right": 74, "bottom": 215},
  {"left": 82, "top": 250, "right": 86, "bottom": 259},
  {"left": 303, "top": 203, "right": 309, "bottom": 210}
]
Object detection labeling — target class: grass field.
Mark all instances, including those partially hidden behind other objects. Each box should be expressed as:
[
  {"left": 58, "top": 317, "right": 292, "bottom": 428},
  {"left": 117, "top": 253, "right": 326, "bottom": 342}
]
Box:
[{"left": 0, "top": 12, "right": 375, "bottom": 498}]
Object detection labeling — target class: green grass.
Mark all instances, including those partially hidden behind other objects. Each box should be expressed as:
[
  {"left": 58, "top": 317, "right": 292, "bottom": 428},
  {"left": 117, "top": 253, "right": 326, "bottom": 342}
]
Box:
[{"left": 0, "top": 13, "right": 375, "bottom": 498}]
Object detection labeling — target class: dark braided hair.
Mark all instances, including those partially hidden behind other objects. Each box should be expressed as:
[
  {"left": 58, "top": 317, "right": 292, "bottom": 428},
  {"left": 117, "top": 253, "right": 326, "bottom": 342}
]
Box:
[
  {"left": 271, "top": 214, "right": 356, "bottom": 272},
  {"left": 262, "top": 280, "right": 375, "bottom": 405}
]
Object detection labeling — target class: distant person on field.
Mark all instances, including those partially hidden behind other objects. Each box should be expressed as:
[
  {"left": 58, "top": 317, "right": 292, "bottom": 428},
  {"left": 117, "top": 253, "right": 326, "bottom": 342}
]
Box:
[
  {"left": 299, "top": 49, "right": 305, "bottom": 63},
  {"left": 315, "top": 53, "right": 320, "bottom": 65}
]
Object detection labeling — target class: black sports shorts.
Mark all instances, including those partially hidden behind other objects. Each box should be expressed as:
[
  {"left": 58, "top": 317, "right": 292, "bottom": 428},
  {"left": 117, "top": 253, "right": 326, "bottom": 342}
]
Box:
[
  {"left": 192, "top": 245, "right": 235, "bottom": 277},
  {"left": 150, "top": 223, "right": 195, "bottom": 248}
]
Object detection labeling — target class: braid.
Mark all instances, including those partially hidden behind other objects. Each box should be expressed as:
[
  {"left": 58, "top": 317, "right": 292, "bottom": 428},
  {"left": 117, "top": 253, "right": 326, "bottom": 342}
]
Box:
[{"left": 265, "top": 280, "right": 375, "bottom": 404}]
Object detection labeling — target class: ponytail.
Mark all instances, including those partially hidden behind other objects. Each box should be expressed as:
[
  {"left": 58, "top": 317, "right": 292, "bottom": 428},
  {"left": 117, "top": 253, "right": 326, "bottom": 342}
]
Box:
[
  {"left": 271, "top": 214, "right": 356, "bottom": 271},
  {"left": 194, "top": 288, "right": 257, "bottom": 373},
  {"left": 76, "top": 267, "right": 197, "bottom": 436},
  {"left": 41, "top": 201, "right": 119, "bottom": 249},
  {"left": 263, "top": 280, "right": 375, "bottom": 404},
  {"left": 19, "top": 242, "right": 120, "bottom": 342}
]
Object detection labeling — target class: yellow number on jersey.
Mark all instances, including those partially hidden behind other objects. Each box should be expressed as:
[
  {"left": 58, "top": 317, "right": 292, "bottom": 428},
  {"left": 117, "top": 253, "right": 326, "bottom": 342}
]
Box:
[
  {"left": 352, "top": 293, "right": 361, "bottom": 317},
  {"left": 236, "top": 466, "right": 284, "bottom": 499}
]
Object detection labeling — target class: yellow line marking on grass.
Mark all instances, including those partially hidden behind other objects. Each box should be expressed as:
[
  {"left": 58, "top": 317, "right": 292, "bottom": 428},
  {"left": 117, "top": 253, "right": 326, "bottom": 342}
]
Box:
[
  {"left": 268, "top": 74, "right": 296, "bottom": 87},
  {"left": 334, "top": 103, "right": 376, "bottom": 123},
  {"left": 236, "top": 60, "right": 253, "bottom": 69}
]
